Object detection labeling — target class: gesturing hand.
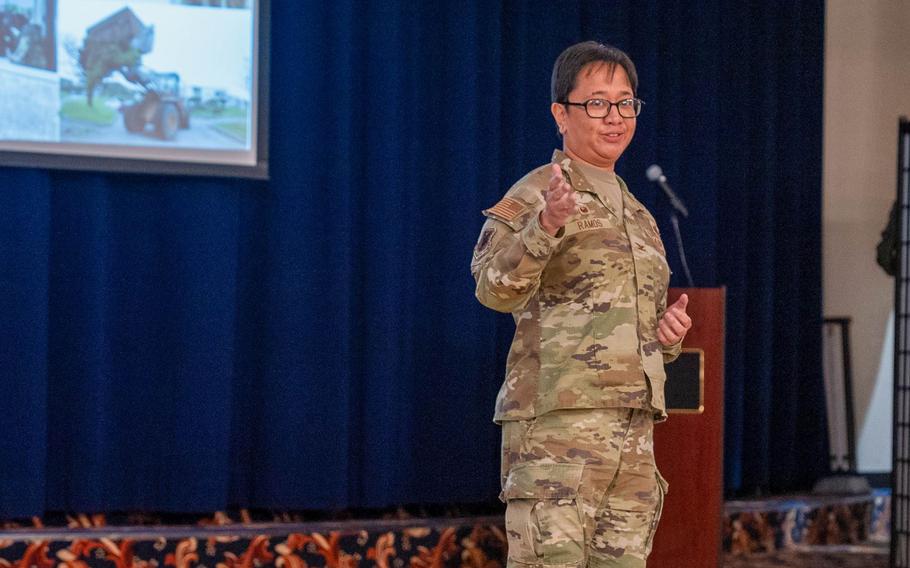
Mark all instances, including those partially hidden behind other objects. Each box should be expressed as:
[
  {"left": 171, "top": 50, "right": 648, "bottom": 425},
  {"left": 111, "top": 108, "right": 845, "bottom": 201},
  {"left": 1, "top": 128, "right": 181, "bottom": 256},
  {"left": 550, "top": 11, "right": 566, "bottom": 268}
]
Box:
[
  {"left": 539, "top": 164, "right": 577, "bottom": 235},
  {"left": 658, "top": 293, "right": 692, "bottom": 346}
]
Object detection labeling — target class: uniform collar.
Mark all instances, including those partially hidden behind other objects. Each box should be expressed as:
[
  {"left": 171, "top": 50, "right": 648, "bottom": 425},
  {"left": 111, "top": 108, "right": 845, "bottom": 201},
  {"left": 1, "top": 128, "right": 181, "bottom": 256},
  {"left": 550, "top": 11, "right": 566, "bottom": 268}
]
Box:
[{"left": 550, "top": 150, "right": 645, "bottom": 215}]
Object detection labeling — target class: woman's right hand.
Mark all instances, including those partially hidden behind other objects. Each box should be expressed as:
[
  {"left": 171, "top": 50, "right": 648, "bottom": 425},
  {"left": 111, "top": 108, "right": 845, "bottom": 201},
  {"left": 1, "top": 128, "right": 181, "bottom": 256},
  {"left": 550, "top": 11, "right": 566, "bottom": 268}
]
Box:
[{"left": 540, "top": 163, "right": 577, "bottom": 235}]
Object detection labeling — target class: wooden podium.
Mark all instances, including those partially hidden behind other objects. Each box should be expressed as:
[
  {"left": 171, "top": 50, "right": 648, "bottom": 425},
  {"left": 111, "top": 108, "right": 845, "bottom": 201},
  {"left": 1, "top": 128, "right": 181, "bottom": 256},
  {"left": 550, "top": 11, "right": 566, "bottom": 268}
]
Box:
[{"left": 649, "top": 287, "right": 725, "bottom": 568}]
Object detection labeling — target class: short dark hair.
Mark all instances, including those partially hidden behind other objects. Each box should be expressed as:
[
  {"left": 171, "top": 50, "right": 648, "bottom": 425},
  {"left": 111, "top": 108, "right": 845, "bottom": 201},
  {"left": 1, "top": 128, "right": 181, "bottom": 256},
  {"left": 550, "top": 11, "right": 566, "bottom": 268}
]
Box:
[{"left": 551, "top": 41, "right": 638, "bottom": 103}]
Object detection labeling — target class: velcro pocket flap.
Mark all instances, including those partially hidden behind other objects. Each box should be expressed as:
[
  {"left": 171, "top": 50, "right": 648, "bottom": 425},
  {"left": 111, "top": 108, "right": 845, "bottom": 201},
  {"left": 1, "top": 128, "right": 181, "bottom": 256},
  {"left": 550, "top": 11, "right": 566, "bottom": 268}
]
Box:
[{"left": 502, "top": 463, "right": 584, "bottom": 500}]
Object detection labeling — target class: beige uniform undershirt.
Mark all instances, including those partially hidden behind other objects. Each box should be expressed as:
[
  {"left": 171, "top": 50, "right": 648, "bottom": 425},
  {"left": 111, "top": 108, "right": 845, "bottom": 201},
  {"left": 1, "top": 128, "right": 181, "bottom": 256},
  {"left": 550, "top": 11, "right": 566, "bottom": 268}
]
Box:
[{"left": 573, "top": 160, "right": 623, "bottom": 213}]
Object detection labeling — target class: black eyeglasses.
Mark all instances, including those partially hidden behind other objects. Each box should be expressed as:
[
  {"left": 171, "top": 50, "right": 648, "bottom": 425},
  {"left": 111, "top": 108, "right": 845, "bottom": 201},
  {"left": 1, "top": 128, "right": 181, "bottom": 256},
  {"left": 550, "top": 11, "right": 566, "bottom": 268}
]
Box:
[{"left": 560, "top": 97, "right": 644, "bottom": 119}]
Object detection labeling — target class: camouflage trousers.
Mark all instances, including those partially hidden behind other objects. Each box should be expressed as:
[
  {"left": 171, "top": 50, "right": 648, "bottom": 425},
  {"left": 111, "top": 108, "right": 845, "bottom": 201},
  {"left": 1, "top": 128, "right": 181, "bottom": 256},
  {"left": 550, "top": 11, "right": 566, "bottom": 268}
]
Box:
[{"left": 500, "top": 408, "right": 668, "bottom": 568}]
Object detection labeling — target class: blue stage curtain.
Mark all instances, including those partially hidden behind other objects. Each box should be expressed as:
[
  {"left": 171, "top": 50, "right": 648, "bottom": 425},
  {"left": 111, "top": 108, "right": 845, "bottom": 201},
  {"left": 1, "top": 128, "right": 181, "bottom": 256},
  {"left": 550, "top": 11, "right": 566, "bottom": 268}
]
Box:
[{"left": 0, "top": 0, "right": 825, "bottom": 516}]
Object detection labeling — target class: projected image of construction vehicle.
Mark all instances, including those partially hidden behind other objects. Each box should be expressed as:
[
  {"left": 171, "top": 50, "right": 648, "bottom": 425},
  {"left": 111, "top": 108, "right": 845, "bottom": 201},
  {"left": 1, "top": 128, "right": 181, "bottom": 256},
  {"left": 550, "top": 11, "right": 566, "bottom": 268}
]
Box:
[
  {"left": 120, "top": 69, "right": 190, "bottom": 140},
  {"left": 78, "top": 7, "right": 189, "bottom": 141}
]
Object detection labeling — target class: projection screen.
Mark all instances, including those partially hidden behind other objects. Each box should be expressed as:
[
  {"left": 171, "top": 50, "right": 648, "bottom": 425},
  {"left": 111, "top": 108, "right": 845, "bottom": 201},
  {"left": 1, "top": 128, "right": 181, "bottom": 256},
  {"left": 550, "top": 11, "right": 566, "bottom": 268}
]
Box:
[{"left": 0, "top": 0, "right": 268, "bottom": 178}]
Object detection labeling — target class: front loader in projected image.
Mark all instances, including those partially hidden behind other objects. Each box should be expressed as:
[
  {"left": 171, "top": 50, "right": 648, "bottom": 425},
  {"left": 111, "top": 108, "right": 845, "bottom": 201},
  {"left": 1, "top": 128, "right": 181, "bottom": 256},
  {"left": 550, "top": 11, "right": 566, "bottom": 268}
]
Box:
[{"left": 79, "top": 7, "right": 190, "bottom": 141}]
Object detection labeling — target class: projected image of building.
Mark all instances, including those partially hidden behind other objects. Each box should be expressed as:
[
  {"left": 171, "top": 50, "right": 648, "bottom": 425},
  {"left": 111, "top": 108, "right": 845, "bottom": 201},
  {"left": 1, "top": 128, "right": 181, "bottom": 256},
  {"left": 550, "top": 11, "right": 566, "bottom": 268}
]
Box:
[
  {"left": 1, "top": 0, "right": 55, "bottom": 70},
  {"left": 0, "top": 0, "right": 58, "bottom": 142}
]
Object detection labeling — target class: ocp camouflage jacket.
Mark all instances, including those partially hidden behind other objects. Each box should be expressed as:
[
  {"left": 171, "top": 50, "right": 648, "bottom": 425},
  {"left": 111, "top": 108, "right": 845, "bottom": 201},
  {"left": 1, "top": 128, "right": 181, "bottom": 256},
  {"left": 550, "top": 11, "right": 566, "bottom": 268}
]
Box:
[{"left": 471, "top": 150, "right": 682, "bottom": 423}]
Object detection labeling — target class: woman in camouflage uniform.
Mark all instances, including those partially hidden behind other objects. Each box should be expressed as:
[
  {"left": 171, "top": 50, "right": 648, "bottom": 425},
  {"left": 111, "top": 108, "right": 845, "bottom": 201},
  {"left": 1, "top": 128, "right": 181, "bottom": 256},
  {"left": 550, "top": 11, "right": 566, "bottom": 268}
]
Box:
[{"left": 471, "top": 42, "right": 692, "bottom": 568}]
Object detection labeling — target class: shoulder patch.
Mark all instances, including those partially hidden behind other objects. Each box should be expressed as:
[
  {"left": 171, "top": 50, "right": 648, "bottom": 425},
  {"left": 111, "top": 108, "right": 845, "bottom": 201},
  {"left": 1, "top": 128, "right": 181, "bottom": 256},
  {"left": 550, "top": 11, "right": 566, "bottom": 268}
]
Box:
[
  {"left": 473, "top": 227, "right": 496, "bottom": 258},
  {"left": 484, "top": 197, "right": 525, "bottom": 222}
]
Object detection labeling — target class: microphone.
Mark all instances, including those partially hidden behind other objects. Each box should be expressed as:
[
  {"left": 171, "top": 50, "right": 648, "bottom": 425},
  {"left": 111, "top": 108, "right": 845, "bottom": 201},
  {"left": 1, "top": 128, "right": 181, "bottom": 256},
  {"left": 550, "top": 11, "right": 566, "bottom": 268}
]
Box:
[{"left": 646, "top": 164, "right": 689, "bottom": 218}]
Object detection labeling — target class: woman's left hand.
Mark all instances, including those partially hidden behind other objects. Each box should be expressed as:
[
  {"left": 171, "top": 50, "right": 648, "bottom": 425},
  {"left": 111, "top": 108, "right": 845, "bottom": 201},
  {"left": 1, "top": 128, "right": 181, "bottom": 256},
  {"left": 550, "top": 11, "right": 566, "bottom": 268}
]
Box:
[{"left": 658, "top": 294, "right": 692, "bottom": 346}]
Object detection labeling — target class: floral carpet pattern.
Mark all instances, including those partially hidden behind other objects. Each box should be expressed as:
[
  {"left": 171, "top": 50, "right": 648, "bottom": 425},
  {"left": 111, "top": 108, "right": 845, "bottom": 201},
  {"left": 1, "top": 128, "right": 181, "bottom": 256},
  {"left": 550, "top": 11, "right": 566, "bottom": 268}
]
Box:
[
  {"left": 0, "top": 516, "right": 507, "bottom": 568},
  {"left": 0, "top": 490, "right": 891, "bottom": 567}
]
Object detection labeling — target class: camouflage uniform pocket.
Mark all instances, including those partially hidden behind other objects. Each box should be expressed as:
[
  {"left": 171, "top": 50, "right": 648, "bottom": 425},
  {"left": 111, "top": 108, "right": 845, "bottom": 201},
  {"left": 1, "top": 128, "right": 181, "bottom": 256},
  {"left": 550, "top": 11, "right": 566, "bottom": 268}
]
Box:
[
  {"left": 500, "top": 419, "right": 537, "bottom": 497},
  {"left": 503, "top": 463, "right": 586, "bottom": 567},
  {"left": 643, "top": 470, "right": 669, "bottom": 554}
]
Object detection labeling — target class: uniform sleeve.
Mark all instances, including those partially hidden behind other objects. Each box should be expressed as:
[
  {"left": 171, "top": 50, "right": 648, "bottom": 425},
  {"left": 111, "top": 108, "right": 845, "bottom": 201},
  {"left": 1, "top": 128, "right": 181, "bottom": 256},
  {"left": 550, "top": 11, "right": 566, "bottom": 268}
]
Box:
[
  {"left": 662, "top": 337, "right": 683, "bottom": 364},
  {"left": 470, "top": 212, "right": 563, "bottom": 313},
  {"left": 658, "top": 293, "right": 684, "bottom": 364}
]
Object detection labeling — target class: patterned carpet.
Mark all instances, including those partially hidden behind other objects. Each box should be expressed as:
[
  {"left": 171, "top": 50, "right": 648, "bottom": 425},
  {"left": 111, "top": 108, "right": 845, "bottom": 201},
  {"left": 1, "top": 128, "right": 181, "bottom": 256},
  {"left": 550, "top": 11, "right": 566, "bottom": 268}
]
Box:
[
  {"left": 0, "top": 497, "right": 891, "bottom": 568},
  {"left": 724, "top": 544, "right": 889, "bottom": 567}
]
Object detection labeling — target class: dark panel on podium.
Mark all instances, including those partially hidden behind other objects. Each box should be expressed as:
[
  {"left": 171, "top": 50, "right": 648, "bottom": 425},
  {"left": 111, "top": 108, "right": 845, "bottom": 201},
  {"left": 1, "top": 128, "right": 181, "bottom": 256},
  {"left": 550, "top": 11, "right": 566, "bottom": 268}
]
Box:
[{"left": 665, "top": 349, "right": 704, "bottom": 413}]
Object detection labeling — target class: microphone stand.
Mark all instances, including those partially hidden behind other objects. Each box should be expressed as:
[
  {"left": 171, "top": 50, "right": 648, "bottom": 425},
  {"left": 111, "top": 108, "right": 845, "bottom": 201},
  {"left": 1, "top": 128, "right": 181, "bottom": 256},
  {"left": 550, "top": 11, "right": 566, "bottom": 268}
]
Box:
[
  {"left": 670, "top": 212, "right": 695, "bottom": 288},
  {"left": 651, "top": 172, "right": 694, "bottom": 287}
]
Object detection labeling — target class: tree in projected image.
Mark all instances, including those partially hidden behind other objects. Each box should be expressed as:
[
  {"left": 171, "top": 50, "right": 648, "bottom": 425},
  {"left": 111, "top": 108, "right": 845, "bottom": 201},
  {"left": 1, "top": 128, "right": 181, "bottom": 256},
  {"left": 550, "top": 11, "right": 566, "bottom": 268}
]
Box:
[{"left": 75, "top": 7, "right": 151, "bottom": 107}]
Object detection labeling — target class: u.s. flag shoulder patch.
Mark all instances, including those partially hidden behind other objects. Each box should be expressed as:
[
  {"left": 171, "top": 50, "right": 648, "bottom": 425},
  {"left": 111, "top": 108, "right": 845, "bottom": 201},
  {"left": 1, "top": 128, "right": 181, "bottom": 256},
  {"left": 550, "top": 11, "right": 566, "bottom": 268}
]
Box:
[{"left": 483, "top": 197, "right": 525, "bottom": 222}]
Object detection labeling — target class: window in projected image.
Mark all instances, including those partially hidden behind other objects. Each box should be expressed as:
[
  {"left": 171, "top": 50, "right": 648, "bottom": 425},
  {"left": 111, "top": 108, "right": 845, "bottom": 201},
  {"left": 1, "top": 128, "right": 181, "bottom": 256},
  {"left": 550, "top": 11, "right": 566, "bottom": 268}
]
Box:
[{"left": 0, "top": 0, "right": 267, "bottom": 178}]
